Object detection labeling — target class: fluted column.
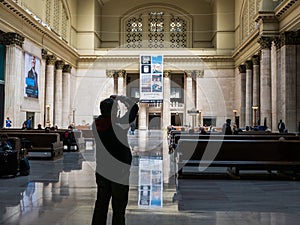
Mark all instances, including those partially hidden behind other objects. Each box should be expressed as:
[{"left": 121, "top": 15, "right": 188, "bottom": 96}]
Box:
[
  {"left": 279, "top": 31, "right": 299, "bottom": 132},
  {"left": 105, "top": 70, "right": 115, "bottom": 97},
  {"left": 2, "top": 33, "right": 24, "bottom": 128},
  {"left": 162, "top": 71, "right": 170, "bottom": 129},
  {"left": 62, "top": 64, "right": 72, "bottom": 128},
  {"left": 245, "top": 60, "right": 253, "bottom": 126},
  {"left": 184, "top": 71, "right": 194, "bottom": 127},
  {"left": 258, "top": 37, "right": 272, "bottom": 129},
  {"left": 238, "top": 65, "right": 246, "bottom": 128},
  {"left": 117, "top": 70, "right": 125, "bottom": 96},
  {"left": 138, "top": 103, "right": 147, "bottom": 130},
  {"left": 271, "top": 41, "right": 279, "bottom": 131},
  {"left": 54, "top": 60, "right": 64, "bottom": 128},
  {"left": 252, "top": 55, "right": 260, "bottom": 125},
  {"left": 45, "top": 55, "right": 56, "bottom": 127},
  {"left": 196, "top": 70, "right": 204, "bottom": 126}
]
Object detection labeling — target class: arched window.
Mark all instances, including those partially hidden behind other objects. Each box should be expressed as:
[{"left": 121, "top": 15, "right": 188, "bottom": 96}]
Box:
[{"left": 121, "top": 6, "right": 192, "bottom": 48}]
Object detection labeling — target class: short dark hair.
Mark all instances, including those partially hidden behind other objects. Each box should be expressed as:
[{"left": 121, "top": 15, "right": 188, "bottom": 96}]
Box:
[
  {"left": 1, "top": 134, "right": 8, "bottom": 139},
  {"left": 100, "top": 98, "right": 114, "bottom": 117}
]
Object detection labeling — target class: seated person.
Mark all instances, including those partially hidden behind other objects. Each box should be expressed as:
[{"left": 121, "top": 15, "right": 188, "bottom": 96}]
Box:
[{"left": 0, "top": 134, "right": 12, "bottom": 151}]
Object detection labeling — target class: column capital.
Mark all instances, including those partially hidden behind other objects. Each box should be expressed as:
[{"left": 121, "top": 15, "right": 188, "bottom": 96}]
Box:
[
  {"left": 118, "top": 70, "right": 126, "bottom": 78},
  {"left": 280, "top": 31, "right": 300, "bottom": 46},
  {"left": 252, "top": 55, "right": 260, "bottom": 65},
  {"left": 106, "top": 70, "right": 115, "bottom": 78},
  {"left": 163, "top": 71, "right": 171, "bottom": 78},
  {"left": 55, "top": 60, "right": 64, "bottom": 70},
  {"left": 258, "top": 36, "right": 273, "bottom": 49},
  {"left": 184, "top": 70, "right": 193, "bottom": 78},
  {"left": 245, "top": 60, "right": 253, "bottom": 70},
  {"left": 238, "top": 65, "right": 246, "bottom": 73},
  {"left": 195, "top": 70, "right": 204, "bottom": 78},
  {"left": 41, "top": 49, "right": 48, "bottom": 60},
  {"left": 63, "top": 64, "right": 72, "bottom": 73},
  {"left": 46, "top": 55, "right": 57, "bottom": 65},
  {"left": 0, "top": 32, "right": 24, "bottom": 47}
]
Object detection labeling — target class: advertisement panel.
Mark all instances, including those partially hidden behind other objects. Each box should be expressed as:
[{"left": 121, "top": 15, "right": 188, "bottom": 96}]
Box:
[
  {"left": 24, "top": 52, "right": 40, "bottom": 98},
  {"left": 140, "top": 55, "right": 163, "bottom": 103}
]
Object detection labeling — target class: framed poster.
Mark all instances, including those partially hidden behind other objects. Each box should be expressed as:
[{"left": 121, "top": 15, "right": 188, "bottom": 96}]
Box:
[
  {"left": 140, "top": 55, "right": 163, "bottom": 103},
  {"left": 24, "top": 52, "right": 40, "bottom": 98}
]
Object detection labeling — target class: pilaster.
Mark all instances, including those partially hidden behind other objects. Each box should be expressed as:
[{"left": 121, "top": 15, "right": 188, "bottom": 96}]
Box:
[
  {"left": 258, "top": 37, "right": 272, "bottom": 129},
  {"left": 238, "top": 65, "right": 246, "bottom": 128},
  {"left": 62, "top": 64, "right": 72, "bottom": 128},
  {"left": 45, "top": 55, "right": 56, "bottom": 127},
  {"left": 162, "top": 71, "right": 171, "bottom": 129},
  {"left": 245, "top": 60, "right": 253, "bottom": 126},
  {"left": 54, "top": 60, "right": 64, "bottom": 128}
]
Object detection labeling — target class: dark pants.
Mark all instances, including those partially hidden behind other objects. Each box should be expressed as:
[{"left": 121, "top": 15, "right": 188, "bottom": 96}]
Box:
[{"left": 92, "top": 173, "right": 129, "bottom": 225}]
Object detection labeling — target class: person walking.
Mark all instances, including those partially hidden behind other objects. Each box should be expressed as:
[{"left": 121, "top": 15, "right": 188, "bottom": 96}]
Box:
[{"left": 92, "top": 95, "right": 139, "bottom": 225}]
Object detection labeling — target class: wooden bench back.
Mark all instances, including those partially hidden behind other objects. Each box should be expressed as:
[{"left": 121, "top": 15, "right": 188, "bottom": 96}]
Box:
[
  {"left": 0, "top": 132, "right": 60, "bottom": 147},
  {"left": 177, "top": 139, "right": 300, "bottom": 162},
  {"left": 174, "top": 134, "right": 300, "bottom": 145}
]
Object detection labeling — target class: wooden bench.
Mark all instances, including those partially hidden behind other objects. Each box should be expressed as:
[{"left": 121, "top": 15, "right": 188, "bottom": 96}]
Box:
[
  {"left": 0, "top": 131, "right": 63, "bottom": 160},
  {"left": 176, "top": 139, "right": 300, "bottom": 179}
]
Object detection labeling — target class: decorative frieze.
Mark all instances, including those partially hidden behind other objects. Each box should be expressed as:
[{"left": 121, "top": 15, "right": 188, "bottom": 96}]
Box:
[
  {"left": 63, "top": 64, "right": 72, "bottom": 73},
  {"left": 238, "top": 65, "right": 246, "bottom": 73},
  {"left": 46, "top": 55, "right": 57, "bottom": 65},
  {"left": 0, "top": 32, "right": 24, "bottom": 47},
  {"left": 280, "top": 31, "right": 300, "bottom": 46},
  {"left": 55, "top": 60, "right": 64, "bottom": 70},
  {"left": 258, "top": 36, "right": 273, "bottom": 49}
]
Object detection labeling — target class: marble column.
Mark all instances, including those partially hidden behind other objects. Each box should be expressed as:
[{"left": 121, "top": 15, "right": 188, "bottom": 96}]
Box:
[
  {"left": 195, "top": 70, "right": 204, "bottom": 126},
  {"left": 54, "top": 60, "right": 64, "bottom": 128},
  {"left": 258, "top": 37, "right": 272, "bottom": 129},
  {"left": 138, "top": 103, "right": 147, "bottom": 130},
  {"left": 3, "top": 33, "right": 24, "bottom": 128},
  {"left": 271, "top": 41, "right": 279, "bottom": 132},
  {"left": 184, "top": 71, "right": 194, "bottom": 127},
  {"left": 62, "top": 64, "right": 72, "bottom": 128},
  {"left": 162, "top": 71, "right": 171, "bottom": 129},
  {"left": 117, "top": 70, "right": 125, "bottom": 96},
  {"left": 252, "top": 55, "right": 260, "bottom": 126},
  {"left": 245, "top": 60, "right": 253, "bottom": 126},
  {"left": 45, "top": 55, "right": 56, "bottom": 127},
  {"left": 106, "top": 70, "right": 115, "bottom": 97},
  {"left": 238, "top": 65, "right": 246, "bottom": 128},
  {"left": 279, "top": 31, "right": 299, "bottom": 132}
]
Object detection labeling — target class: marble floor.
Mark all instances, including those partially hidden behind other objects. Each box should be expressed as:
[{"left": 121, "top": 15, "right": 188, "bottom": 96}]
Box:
[{"left": 1, "top": 130, "right": 300, "bottom": 225}]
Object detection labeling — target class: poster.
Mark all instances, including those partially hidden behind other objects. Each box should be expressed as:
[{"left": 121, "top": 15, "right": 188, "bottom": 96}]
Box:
[
  {"left": 140, "top": 55, "right": 163, "bottom": 103},
  {"left": 24, "top": 52, "right": 40, "bottom": 98},
  {"left": 138, "top": 156, "right": 163, "bottom": 207}
]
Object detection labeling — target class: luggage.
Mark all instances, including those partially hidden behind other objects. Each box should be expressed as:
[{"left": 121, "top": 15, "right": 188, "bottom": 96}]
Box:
[
  {"left": 19, "top": 156, "right": 30, "bottom": 176},
  {"left": 0, "top": 150, "right": 18, "bottom": 177}
]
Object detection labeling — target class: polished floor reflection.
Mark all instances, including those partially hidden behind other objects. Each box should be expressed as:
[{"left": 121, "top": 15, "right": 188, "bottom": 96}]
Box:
[{"left": 1, "top": 130, "right": 300, "bottom": 225}]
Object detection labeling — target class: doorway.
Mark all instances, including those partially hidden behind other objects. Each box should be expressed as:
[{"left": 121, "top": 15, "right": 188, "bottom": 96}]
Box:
[
  {"left": 148, "top": 113, "right": 161, "bottom": 130},
  {"left": 171, "top": 113, "right": 183, "bottom": 126}
]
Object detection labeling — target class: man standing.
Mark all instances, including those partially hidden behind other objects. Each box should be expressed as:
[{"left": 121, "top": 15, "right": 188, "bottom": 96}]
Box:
[
  {"left": 92, "top": 95, "right": 138, "bottom": 225},
  {"left": 26, "top": 55, "right": 39, "bottom": 98},
  {"left": 278, "top": 119, "right": 286, "bottom": 133}
]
